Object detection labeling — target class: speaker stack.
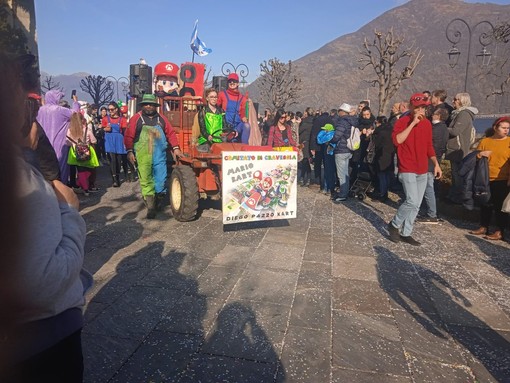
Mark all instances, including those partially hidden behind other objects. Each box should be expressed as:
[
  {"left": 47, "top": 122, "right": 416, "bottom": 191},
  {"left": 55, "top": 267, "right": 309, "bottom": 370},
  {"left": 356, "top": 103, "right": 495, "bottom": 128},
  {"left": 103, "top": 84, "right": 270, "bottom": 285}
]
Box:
[
  {"left": 212, "top": 76, "right": 228, "bottom": 92},
  {"left": 130, "top": 64, "right": 152, "bottom": 97}
]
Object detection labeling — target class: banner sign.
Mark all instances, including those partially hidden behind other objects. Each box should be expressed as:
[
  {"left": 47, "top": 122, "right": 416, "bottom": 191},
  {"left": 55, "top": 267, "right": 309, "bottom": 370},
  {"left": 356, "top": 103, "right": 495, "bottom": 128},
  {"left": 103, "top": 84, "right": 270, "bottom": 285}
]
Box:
[{"left": 222, "top": 151, "right": 298, "bottom": 225}]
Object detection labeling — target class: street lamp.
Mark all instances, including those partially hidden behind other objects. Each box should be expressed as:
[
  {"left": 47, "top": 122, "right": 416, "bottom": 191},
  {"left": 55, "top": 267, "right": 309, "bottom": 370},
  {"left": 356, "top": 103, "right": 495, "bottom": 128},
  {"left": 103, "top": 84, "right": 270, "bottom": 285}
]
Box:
[
  {"left": 445, "top": 18, "right": 495, "bottom": 92},
  {"left": 105, "top": 75, "right": 130, "bottom": 103},
  {"left": 221, "top": 62, "right": 249, "bottom": 88}
]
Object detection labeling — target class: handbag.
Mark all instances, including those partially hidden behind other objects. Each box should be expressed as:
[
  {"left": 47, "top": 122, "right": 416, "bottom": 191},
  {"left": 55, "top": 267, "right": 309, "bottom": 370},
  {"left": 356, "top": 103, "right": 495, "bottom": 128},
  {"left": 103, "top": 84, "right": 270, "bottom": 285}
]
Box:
[{"left": 502, "top": 191, "right": 510, "bottom": 213}]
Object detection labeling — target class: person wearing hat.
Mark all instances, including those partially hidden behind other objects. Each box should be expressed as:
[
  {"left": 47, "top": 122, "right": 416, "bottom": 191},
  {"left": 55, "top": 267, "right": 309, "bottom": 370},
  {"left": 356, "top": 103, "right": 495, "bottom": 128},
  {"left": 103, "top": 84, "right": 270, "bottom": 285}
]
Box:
[
  {"left": 330, "top": 103, "right": 359, "bottom": 203},
  {"left": 387, "top": 93, "right": 442, "bottom": 246},
  {"left": 124, "top": 94, "right": 182, "bottom": 219},
  {"left": 217, "top": 73, "right": 250, "bottom": 144}
]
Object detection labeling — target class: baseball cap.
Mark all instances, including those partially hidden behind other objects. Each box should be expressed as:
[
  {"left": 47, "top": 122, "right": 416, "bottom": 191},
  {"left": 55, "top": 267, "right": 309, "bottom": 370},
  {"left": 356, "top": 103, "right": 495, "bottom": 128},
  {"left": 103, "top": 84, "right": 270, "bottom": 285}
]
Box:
[
  {"left": 409, "top": 93, "right": 431, "bottom": 107},
  {"left": 227, "top": 73, "right": 239, "bottom": 82},
  {"left": 339, "top": 103, "right": 352, "bottom": 113}
]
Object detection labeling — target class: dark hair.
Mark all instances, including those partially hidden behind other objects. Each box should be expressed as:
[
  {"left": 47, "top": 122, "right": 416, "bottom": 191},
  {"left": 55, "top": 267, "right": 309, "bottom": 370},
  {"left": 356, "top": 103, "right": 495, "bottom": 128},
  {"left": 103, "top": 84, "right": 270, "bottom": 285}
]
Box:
[
  {"left": 432, "top": 89, "right": 447, "bottom": 102},
  {"left": 361, "top": 106, "right": 371, "bottom": 114},
  {"left": 296, "top": 111, "right": 303, "bottom": 119},
  {"left": 273, "top": 109, "right": 286, "bottom": 125},
  {"left": 22, "top": 97, "right": 40, "bottom": 138},
  {"left": 376, "top": 115, "right": 388, "bottom": 125},
  {"left": 330, "top": 109, "right": 338, "bottom": 115},
  {"left": 108, "top": 101, "right": 119, "bottom": 110},
  {"left": 100, "top": 106, "right": 107, "bottom": 112}
]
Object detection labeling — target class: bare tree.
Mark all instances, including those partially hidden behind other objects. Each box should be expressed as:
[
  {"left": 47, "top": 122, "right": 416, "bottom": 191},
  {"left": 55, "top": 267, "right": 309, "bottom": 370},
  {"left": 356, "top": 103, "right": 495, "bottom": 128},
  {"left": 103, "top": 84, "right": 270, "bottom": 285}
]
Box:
[
  {"left": 358, "top": 28, "right": 423, "bottom": 116},
  {"left": 257, "top": 58, "right": 301, "bottom": 112},
  {"left": 41, "top": 75, "right": 63, "bottom": 93},
  {"left": 80, "top": 75, "right": 114, "bottom": 106},
  {"left": 485, "top": 22, "right": 510, "bottom": 111}
]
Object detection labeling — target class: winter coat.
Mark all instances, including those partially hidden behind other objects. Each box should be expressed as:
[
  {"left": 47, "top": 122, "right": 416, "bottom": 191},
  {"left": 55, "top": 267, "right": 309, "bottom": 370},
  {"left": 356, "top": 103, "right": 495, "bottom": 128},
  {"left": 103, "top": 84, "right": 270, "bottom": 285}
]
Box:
[
  {"left": 331, "top": 114, "right": 359, "bottom": 155},
  {"left": 446, "top": 107, "right": 478, "bottom": 162},
  {"left": 372, "top": 123, "right": 395, "bottom": 172},
  {"left": 299, "top": 116, "right": 314, "bottom": 158},
  {"left": 428, "top": 121, "right": 449, "bottom": 172},
  {"left": 309, "top": 113, "right": 332, "bottom": 152},
  {"left": 458, "top": 150, "right": 490, "bottom": 210}
]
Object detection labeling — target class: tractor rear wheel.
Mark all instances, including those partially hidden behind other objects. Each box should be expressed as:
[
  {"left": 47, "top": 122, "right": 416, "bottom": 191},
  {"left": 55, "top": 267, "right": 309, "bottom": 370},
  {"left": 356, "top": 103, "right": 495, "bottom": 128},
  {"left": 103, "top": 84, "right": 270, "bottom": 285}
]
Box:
[{"left": 170, "top": 165, "right": 199, "bottom": 221}]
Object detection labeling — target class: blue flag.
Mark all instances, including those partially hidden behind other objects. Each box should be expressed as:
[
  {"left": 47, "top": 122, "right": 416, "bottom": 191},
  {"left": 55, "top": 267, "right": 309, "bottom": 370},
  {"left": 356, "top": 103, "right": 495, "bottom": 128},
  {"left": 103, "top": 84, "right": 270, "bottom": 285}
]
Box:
[{"left": 190, "top": 20, "right": 212, "bottom": 57}]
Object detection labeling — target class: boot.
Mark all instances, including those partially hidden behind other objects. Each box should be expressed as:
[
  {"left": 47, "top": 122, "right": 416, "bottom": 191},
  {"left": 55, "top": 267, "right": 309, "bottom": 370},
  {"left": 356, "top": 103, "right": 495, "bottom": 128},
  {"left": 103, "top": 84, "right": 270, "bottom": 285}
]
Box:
[
  {"left": 484, "top": 230, "right": 503, "bottom": 240},
  {"left": 112, "top": 175, "right": 120, "bottom": 188},
  {"left": 155, "top": 193, "right": 166, "bottom": 211},
  {"left": 145, "top": 195, "right": 156, "bottom": 219},
  {"left": 469, "top": 226, "right": 487, "bottom": 235}
]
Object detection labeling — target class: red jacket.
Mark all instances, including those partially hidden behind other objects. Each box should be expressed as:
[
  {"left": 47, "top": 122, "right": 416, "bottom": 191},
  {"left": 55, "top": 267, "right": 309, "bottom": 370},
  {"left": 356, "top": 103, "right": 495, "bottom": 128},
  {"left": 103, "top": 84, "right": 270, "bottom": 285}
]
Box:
[
  {"left": 392, "top": 115, "right": 435, "bottom": 174},
  {"left": 124, "top": 112, "right": 180, "bottom": 151}
]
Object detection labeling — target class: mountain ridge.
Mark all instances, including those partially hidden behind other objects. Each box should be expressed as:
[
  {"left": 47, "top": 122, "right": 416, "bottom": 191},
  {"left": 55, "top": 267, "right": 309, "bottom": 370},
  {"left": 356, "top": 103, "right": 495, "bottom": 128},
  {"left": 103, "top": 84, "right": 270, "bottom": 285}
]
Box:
[{"left": 248, "top": 0, "right": 510, "bottom": 114}]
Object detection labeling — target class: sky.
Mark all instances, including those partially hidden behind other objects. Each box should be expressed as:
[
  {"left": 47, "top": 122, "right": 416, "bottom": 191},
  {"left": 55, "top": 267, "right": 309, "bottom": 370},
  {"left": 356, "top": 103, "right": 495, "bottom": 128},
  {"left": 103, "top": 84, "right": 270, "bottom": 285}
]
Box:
[{"left": 35, "top": 0, "right": 510, "bottom": 84}]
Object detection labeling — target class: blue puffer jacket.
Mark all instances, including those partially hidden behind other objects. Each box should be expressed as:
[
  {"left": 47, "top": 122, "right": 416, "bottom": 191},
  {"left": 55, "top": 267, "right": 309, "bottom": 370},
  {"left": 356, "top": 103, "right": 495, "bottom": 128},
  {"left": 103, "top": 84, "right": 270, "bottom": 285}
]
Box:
[{"left": 331, "top": 115, "right": 359, "bottom": 154}]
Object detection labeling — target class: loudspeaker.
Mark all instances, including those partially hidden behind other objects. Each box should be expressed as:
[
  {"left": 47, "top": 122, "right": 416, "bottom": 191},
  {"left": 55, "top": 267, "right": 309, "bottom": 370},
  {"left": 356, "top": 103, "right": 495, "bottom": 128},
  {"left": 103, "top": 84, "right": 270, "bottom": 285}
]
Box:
[
  {"left": 130, "top": 64, "right": 152, "bottom": 97},
  {"left": 212, "top": 76, "right": 228, "bottom": 91}
]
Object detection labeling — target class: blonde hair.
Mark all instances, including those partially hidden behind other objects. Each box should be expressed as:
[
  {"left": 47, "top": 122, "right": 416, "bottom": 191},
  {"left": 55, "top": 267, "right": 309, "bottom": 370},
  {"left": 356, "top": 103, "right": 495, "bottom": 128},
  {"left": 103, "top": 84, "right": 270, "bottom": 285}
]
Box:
[
  {"left": 455, "top": 93, "right": 471, "bottom": 107},
  {"left": 68, "top": 112, "right": 84, "bottom": 142}
]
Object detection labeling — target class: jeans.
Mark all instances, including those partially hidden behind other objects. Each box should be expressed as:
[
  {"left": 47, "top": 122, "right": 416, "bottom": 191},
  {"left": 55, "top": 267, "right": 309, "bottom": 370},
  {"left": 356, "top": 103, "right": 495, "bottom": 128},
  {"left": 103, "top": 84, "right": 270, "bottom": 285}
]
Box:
[
  {"left": 335, "top": 152, "right": 352, "bottom": 198},
  {"left": 422, "top": 172, "right": 437, "bottom": 218},
  {"left": 323, "top": 153, "right": 336, "bottom": 193},
  {"left": 391, "top": 172, "right": 428, "bottom": 237},
  {"left": 377, "top": 168, "right": 394, "bottom": 198}
]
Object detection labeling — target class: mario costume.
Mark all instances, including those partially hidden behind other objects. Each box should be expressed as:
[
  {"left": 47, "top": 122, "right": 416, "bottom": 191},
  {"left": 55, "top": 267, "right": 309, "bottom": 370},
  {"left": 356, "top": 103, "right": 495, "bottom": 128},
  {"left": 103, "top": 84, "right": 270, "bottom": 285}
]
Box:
[
  {"left": 124, "top": 94, "right": 181, "bottom": 218},
  {"left": 217, "top": 73, "right": 250, "bottom": 144}
]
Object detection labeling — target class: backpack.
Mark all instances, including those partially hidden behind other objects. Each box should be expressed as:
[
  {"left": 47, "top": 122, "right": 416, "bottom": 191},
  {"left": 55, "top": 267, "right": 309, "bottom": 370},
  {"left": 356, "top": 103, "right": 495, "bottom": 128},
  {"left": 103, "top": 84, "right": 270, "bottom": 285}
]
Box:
[{"left": 347, "top": 126, "right": 361, "bottom": 151}]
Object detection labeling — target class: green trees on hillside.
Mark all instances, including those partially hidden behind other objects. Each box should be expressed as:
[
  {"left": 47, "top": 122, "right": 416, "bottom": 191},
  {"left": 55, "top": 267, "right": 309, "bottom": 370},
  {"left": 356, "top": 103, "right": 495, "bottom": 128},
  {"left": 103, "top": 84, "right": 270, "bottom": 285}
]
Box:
[
  {"left": 359, "top": 28, "right": 423, "bottom": 116},
  {"left": 257, "top": 58, "right": 302, "bottom": 112}
]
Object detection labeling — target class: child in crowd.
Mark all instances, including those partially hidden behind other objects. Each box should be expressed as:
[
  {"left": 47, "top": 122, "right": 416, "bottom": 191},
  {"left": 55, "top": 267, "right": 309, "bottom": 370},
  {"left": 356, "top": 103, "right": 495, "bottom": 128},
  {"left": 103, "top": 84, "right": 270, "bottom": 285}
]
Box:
[{"left": 67, "top": 113, "right": 99, "bottom": 196}]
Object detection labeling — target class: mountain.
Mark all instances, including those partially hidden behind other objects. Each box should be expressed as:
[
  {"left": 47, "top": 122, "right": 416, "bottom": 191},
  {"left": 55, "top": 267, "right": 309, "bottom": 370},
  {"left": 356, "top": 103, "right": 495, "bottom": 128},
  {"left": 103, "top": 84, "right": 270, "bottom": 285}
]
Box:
[
  {"left": 247, "top": 0, "right": 510, "bottom": 115},
  {"left": 40, "top": 71, "right": 93, "bottom": 103}
]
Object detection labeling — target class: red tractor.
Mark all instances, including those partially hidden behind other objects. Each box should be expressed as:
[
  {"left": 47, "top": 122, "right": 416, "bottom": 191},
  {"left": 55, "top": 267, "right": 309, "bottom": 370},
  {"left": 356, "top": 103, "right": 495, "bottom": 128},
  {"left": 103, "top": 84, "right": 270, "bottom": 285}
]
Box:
[{"left": 159, "top": 95, "right": 272, "bottom": 222}]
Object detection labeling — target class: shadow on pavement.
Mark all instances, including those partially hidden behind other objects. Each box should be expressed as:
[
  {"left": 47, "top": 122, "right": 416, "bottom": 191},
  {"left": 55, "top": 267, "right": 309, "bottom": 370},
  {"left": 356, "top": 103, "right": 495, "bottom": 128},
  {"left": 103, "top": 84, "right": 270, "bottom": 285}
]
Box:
[
  {"left": 376, "top": 246, "right": 510, "bottom": 382},
  {"left": 467, "top": 235, "right": 510, "bottom": 278},
  {"left": 83, "top": 241, "right": 284, "bottom": 382},
  {"left": 81, "top": 206, "right": 144, "bottom": 275}
]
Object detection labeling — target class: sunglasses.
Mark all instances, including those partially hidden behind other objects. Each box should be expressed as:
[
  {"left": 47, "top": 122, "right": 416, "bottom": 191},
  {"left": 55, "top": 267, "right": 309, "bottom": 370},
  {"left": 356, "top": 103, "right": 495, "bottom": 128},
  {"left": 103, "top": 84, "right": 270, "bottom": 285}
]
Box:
[
  {"left": 228, "top": 80, "right": 239, "bottom": 84},
  {"left": 411, "top": 96, "right": 429, "bottom": 102},
  {"left": 279, "top": 115, "right": 287, "bottom": 120},
  {"left": 108, "top": 108, "right": 116, "bottom": 111}
]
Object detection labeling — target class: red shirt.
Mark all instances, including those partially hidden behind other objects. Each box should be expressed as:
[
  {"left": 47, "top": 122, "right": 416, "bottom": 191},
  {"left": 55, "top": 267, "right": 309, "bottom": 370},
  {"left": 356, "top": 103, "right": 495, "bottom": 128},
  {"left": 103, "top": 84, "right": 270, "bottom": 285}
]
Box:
[
  {"left": 392, "top": 115, "right": 436, "bottom": 174},
  {"left": 217, "top": 88, "right": 248, "bottom": 121}
]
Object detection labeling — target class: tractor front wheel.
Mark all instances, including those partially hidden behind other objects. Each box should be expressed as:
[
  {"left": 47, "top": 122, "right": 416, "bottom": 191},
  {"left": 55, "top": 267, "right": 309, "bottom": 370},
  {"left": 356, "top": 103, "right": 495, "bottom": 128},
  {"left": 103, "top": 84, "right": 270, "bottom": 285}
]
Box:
[{"left": 170, "top": 165, "right": 199, "bottom": 221}]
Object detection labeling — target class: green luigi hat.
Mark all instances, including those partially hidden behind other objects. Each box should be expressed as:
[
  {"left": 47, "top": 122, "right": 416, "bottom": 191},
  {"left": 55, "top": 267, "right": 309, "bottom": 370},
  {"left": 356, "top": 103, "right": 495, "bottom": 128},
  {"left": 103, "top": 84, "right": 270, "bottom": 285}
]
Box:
[{"left": 139, "top": 93, "right": 160, "bottom": 106}]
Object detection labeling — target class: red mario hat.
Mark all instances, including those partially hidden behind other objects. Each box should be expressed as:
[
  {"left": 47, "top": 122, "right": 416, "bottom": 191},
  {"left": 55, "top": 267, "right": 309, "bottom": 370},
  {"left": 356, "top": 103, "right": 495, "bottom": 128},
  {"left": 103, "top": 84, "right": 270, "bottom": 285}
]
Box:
[
  {"left": 227, "top": 73, "right": 239, "bottom": 82},
  {"left": 409, "top": 93, "right": 431, "bottom": 107},
  {"left": 154, "top": 62, "right": 179, "bottom": 78}
]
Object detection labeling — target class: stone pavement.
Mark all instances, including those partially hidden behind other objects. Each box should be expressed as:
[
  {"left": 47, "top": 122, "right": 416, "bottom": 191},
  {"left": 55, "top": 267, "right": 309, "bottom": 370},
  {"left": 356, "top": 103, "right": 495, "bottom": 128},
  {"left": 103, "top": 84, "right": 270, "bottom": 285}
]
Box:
[{"left": 81, "top": 168, "right": 510, "bottom": 383}]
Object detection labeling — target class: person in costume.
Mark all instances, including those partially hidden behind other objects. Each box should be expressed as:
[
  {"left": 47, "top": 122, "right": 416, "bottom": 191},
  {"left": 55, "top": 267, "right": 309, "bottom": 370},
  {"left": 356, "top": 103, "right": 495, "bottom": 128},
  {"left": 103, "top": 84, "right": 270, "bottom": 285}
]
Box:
[
  {"left": 101, "top": 102, "right": 128, "bottom": 187},
  {"left": 217, "top": 73, "right": 250, "bottom": 144},
  {"left": 124, "top": 94, "right": 182, "bottom": 219},
  {"left": 37, "top": 89, "right": 80, "bottom": 185},
  {"left": 197, "top": 88, "right": 228, "bottom": 152}
]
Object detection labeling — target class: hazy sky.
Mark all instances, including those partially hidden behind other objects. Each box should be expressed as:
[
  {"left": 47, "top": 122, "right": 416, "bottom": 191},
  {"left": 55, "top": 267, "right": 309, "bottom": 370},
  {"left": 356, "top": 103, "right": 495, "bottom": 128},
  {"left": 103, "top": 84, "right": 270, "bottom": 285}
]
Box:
[{"left": 36, "top": 0, "right": 510, "bottom": 83}]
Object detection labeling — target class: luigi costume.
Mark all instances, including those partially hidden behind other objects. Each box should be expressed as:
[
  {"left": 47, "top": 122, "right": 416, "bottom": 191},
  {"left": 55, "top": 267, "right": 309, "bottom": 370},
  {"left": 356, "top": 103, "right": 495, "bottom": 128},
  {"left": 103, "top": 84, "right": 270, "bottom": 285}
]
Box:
[{"left": 124, "top": 94, "right": 181, "bottom": 219}]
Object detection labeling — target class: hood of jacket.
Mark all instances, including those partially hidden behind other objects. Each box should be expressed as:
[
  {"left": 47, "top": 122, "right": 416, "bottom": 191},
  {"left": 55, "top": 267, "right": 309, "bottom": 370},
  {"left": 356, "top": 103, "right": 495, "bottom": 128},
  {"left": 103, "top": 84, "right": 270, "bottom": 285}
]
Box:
[{"left": 44, "top": 90, "right": 64, "bottom": 106}]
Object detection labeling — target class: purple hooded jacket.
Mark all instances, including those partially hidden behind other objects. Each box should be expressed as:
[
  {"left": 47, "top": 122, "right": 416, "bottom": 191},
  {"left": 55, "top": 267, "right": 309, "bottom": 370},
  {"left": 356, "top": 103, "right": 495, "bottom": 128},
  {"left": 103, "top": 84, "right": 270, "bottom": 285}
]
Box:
[{"left": 37, "top": 90, "right": 79, "bottom": 183}]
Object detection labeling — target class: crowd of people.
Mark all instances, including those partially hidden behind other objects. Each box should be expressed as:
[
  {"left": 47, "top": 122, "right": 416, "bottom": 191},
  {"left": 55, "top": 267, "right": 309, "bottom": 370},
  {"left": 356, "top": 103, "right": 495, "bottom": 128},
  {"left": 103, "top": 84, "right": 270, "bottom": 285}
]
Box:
[
  {"left": 1, "top": 47, "right": 509, "bottom": 382},
  {"left": 259, "top": 91, "right": 510, "bottom": 246}
]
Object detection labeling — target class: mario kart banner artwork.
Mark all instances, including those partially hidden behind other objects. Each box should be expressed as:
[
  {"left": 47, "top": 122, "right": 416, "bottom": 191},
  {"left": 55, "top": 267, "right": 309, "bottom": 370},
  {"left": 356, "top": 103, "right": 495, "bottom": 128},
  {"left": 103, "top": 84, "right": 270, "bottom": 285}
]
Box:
[{"left": 222, "top": 151, "right": 298, "bottom": 225}]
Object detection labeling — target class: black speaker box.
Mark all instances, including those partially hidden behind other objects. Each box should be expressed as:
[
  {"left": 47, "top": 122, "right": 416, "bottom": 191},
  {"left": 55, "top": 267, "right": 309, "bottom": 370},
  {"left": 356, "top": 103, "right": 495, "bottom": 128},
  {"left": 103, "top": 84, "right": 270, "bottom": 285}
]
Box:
[
  {"left": 212, "top": 76, "right": 228, "bottom": 91},
  {"left": 130, "top": 64, "right": 152, "bottom": 97}
]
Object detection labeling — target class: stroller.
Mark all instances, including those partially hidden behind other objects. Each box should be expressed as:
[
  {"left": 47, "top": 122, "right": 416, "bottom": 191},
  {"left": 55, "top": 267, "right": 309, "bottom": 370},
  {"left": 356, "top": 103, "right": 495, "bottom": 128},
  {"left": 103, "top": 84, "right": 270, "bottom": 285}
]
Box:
[{"left": 349, "top": 171, "right": 373, "bottom": 200}]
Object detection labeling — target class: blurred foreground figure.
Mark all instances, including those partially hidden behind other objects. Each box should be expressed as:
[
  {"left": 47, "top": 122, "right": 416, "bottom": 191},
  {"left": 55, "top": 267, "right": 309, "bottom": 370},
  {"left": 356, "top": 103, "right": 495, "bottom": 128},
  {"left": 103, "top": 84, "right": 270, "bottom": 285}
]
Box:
[{"left": 0, "top": 53, "right": 89, "bottom": 383}]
